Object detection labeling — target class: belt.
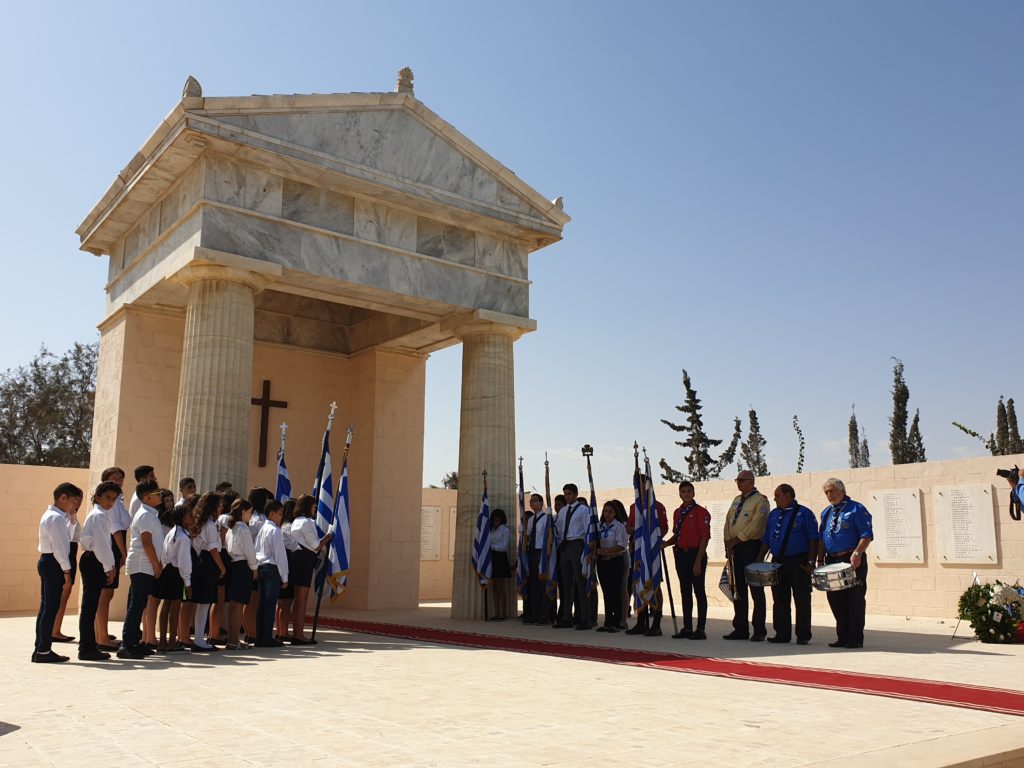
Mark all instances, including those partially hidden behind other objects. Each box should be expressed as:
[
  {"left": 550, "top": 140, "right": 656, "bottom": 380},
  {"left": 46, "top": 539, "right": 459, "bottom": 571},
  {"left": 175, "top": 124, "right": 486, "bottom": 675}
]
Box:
[{"left": 827, "top": 548, "right": 853, "bottom": 559}]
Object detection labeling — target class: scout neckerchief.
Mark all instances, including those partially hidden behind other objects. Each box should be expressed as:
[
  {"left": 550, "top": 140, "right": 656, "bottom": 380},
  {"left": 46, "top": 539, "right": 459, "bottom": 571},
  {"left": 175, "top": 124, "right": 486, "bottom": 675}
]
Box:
[
  {"left": 674, "top": 502, "right": 696, "bottom": 537},
  {"left": 774, "top": 503, "right": 800, "bottom": 559},
  {"left": 732, "top": 491, "right": 756, "bottom": 525},
  {"left": 828, "top": 499, "right": 848, "bottom": 536}
]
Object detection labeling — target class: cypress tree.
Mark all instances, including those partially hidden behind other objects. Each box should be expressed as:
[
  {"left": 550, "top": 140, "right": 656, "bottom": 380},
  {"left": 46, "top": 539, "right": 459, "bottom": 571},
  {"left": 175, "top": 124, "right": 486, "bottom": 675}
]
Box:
[
  {"left": 1007, "top": 398, "right": 1023, "bottom": 454},
  {"left": 996, "top": 397, "right": 1010, "bottom": 455},
  {"left": 849, "top": 409, "right": 861, "bottom": 469},
  {"left": 889, "top": 358, "right": 911, "bottom": 464},
  {"left": 907, "top": 409, "right": 927, "bottom": 463},
  {"left": 859, "top": 426, "right": 871, "bottom": 468},
  {"left": 740, "top": 407, "right": 769, "bottom": 476}
]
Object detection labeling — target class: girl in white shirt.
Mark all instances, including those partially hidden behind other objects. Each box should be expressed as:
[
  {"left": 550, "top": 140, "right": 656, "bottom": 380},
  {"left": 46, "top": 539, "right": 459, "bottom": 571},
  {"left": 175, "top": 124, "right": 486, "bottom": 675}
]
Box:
[
  {"left": 289, "top": 495, "right": 332, "bottom": 645},
  {"left": 78, "top": 482, "right": 119, "bottom": 660},
  {"left": 225, "top": 498, "right": 257, "bottom": 649},
  {"left": 188, "top": 493, "right": 226, "bottom": 652},
  {"left": 244, "top": 487, "right": 272, "bottom": 642},
  {"left": 276, "top": 498, "right": 299, "bottom": 641},
  {"left": 488, "top": 509, "right": 513, "bottom": 621}
]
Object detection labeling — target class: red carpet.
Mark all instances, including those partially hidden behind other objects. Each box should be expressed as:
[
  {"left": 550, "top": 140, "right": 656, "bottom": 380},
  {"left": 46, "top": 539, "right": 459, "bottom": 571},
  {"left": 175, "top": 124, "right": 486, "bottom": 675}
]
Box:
[{"left": 314, "top": 616, "right": 1024, "bottom": 716}]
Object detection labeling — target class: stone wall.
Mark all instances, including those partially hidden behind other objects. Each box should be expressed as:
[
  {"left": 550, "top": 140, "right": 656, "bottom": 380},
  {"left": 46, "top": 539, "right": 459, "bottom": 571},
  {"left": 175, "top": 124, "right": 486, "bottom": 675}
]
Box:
[{"left": 418, "top": 454, "right": 1024, "bottom": 618}]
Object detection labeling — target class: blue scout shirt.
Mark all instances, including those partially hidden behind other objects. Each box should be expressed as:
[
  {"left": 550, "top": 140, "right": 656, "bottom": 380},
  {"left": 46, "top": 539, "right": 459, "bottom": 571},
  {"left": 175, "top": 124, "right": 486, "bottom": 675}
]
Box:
[
  {"left": 761, "top": 504, "right": 820, "bottom": 558},
  {"left": 819, "top": 497, "right": 873, "bottom": 554}
]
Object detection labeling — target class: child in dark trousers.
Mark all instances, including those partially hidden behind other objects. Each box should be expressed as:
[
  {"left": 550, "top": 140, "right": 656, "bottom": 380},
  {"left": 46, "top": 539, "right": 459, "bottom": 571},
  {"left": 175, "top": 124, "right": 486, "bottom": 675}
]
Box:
[{"left": 33, "top": 483, "right": 83, "bottom": 663}]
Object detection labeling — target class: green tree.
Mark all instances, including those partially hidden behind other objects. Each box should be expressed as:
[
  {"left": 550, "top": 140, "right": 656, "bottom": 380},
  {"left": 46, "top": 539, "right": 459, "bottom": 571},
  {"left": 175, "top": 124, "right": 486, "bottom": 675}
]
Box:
[
  {"left": 889, "top": 358, "right": 911, "bottom": 464},
  {"left": 907, "top": 409, "right": 926, "bottom": 463},
  {"left": 659, "top": 370, "right": 740, "bottom": 482},
  {"left": 1007, "top": 398, "right": 1023, "bottom": 454},
  {"left": 996, "top": 397, "right": 1010, "bottom": 455},
  {"left": 848, "top": 407, "right": 871, "bottom": 468},
  {"left": 860, "top": 426, "right": 871, "bottom": 468},
  {"left": 740, "top": 407, "right": 769, "bottom": 476},
  {"left": 0, "top": 341, "right": 98, "bottom": 467},
  {"left": 952, "top": 394, "right": 1022, "bottom": 456},
  {"left": 792, "top": 414, "right": 805, "bottom": 473},
  {"left": 441, "top": 471, "right": 458, "bottom": 490}
]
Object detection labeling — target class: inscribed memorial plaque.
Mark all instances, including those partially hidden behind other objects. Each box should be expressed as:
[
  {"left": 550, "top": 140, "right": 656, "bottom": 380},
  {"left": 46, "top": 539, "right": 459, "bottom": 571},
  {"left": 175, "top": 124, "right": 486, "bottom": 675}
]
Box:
[
  {"left": 705, "top": 500, "right": 731, "bottom": 562},
  {"left": 869, "top": 489, "right": 924, "bottom": 563},
  {"left": 934, "top": 484, "right": 998, "bottom": 564},
  {"left": 420, "top": 507, "right": 440, "bottom": 561},
  {"left": 449, "top": 507, "right": 457, "bottom": 560}
]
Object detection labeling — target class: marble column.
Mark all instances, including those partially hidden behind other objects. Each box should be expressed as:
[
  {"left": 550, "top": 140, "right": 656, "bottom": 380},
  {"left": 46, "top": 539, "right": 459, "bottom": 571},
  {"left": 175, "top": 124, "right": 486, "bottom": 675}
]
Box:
[
  {"left": 169, "top": 265, "right": 266, "bottom": 493},
  {"left": 451, "top": 321, "right": 523, "bottom": 620}
]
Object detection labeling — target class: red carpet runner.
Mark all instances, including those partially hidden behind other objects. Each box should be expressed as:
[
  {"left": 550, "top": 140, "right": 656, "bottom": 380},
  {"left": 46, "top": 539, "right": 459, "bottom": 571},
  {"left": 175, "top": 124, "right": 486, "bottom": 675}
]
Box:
[{"left": 314, "top": 616, "right": 1024, "bottom": 716}]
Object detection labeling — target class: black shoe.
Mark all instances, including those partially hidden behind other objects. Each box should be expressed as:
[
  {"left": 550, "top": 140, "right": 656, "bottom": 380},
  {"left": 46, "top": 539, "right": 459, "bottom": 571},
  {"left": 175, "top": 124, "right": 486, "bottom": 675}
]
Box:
[
  {"left": 78, "top": 649, "right": 111, "bottom": 661},
  {"left": 844, "top": 641, "right": 863, "bottom": 649},
  {"left": 189, "top": 644, "right": 217, "bottom": 653},
  {"left": 116, "top": 647, "right": 148, "bottom": 660},
  {"left": 290, "top": 637, "right": 315, "bottom": 646},
  {"left": 672, "top": 629, "right": 692, "bottom": 639},
  {"left": 97, "top": 643, "right": 119, "bottom": 652},
  {"left": 722, "top": 631, "right": 749, "bottom": 640},
  {"left": 595, "top": 626, "right": 610, "bottom": 633},
  {"left": 575, "top": 624, "right": 593, "bottom": 631},
  {"left": 606, "top": 626, "right": 619, "bottom": 633},
  {"left": 828, "top": 640, "right": 847, "bottom": 648},
  {"left": 645, "top": 626, "right": 663, "bottom": 637},
  {"left": 32, "top": 651, "right": 69, "bottom": 663},
  {"left": 750, "top": 632, "right": 766, "bottom": 642},
  {"left": 767, "top": 636, "right": 790, "bottom": 644},
  {"left": 256, "top": 639, "right": 285, "bottom": 647},
  {"left": 796, "top": 639, "right": 810, "bottom": 645},
  {"left": 688, "top": 630, "right": 707, "bottom": 640},
  {"left": 51, "top": 634, "right": 75, "bottom": 644}
]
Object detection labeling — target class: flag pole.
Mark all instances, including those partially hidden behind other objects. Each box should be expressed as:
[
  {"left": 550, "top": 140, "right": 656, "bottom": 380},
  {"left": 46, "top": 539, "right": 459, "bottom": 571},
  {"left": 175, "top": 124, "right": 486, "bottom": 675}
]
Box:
[
  {"left": 644, "top": 448, "right": 678, "bottom": 634},
  {"left": 582, "top": 444, "right": 598, "bottom": 626},
  {"left": 312, "top": 423, "right": 352, "bottom": 641},
  {"left": 482, "top": 470, "right": 490, "bottom": 622}
]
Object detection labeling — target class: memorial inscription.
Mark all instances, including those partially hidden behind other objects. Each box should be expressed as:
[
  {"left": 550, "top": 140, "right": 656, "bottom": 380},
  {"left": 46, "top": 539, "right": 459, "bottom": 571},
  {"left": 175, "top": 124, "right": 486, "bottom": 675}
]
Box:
[
  {"left": 870, "top": 489, "right": 924, "bottom": 563},
  {"left": 421, "top": 507, "right": 441, "bottom": 561},
  {"left": 934, "top": 484, "right": 998, "bottom": 564}
]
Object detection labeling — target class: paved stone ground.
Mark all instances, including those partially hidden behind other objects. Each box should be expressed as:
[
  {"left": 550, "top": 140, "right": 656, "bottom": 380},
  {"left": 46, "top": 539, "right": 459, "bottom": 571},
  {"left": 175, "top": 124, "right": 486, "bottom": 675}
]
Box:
[{"left": 2, "top": 604, "right": 1023, "bottom": 767}]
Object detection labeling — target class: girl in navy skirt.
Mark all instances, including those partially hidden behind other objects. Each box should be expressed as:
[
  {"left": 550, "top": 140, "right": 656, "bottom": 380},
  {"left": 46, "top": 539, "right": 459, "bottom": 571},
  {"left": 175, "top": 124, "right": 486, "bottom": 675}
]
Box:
[
  {"left": 288, "top": 495, "right": 333, "bottom": 645},
  {"left": 488, "top": 509, "right": 512, "bottom": 621},
  {"left": 276, "top": 498, "right": 298, "bottom": 641},
  {"left": 188, "top": 492, "right": 225, "bottom": 652},
  {"left": 159, "top": 502, "right": 193, "bottom": 652},
  {"left": 225, "top": 498, "right": 257, "bottom": 650},
  {"left": 175, "top": 495, "right": 201, "bottom": 650}
]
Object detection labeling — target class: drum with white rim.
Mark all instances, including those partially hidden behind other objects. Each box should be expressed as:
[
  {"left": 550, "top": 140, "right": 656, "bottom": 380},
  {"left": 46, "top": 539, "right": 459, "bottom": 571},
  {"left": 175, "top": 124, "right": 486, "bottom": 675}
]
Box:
[
  {"left": 812, "top": 562, "right": 858, "bottom": 592},
  {"left": 744, "top": 561, "right": 782, "bottom": 587}
]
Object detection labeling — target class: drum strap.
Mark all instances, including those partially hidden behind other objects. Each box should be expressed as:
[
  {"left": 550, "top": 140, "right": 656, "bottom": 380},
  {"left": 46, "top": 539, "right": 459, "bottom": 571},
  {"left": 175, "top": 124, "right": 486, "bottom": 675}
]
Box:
[{"left": 775, "top": 506, "right": 800, "bottom": 560}]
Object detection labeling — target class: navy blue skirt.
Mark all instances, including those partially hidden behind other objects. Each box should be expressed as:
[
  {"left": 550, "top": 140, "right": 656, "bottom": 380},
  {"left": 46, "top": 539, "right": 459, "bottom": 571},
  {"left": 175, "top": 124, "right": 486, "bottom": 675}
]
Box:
[{"left": 228, "top": 560, "right": 253, "bottom": 604}]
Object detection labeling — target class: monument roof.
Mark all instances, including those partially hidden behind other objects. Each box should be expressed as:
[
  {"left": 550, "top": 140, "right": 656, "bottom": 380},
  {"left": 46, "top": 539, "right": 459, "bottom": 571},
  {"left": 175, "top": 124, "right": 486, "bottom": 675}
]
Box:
[{"left": 77, "top": 81, "right": 569, "bottom": 256}]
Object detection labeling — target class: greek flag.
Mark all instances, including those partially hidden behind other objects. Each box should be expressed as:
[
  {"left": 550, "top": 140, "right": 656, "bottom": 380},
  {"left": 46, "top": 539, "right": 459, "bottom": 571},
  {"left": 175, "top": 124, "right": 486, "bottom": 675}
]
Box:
[
  {"left": 582, "top": 487, "right": 599, "bottom": 596},
  {"left": 326, "top": 455, "right": 351, "bottom": 597},
  {"left": 275, "top": 445, "right": 292, "bottom": 504},
  {"left": 515, "top": 464, "right": 528, "bottom": 596},
  {"left": 312, "top": 428, "right": 335, "bottom": 593},
  {"left": 633, "top": 465, "right": 663, "bottom": 610},
  {"left": 540, "top": 512, "right": 558, "bottom": 600},
  {"left": 471, "top": 485, "right": 492, "bottom": 588}
]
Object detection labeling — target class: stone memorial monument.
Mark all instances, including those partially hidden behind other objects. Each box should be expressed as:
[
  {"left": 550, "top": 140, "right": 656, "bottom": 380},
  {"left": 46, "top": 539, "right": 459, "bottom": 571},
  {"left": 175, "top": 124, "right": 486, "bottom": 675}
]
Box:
[{"left": 77, "top": 71, "right": 568, "bottom": 616}]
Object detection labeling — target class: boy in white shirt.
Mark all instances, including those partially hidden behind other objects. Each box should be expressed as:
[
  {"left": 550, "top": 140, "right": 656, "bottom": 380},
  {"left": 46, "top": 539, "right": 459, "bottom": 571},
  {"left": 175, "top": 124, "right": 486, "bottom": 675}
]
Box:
[{"left": 119, "top": 479, "right": 164, "bottom": 660}]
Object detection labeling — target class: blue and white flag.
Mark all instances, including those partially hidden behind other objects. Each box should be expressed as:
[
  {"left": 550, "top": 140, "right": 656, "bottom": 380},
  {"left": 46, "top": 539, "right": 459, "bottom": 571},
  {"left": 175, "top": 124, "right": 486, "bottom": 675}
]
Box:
[
  {"left": 515, "top": 464, "right": 529, "bottom": 597},
  {"left": 583, "top": 485, "right": 599, "bottom": 596},
  {"left": 327, "top": 454, "right": 351, "bottom": 597},
  {"left": 633, "top": 464, "right": 663, "bottom": 610},
  {"left": 275, "top": 445, "right": 292, "bottom": 504},
  {"left": 471, "top": 484, "right": 492, "bottom": 588},
  {"left": 313, "top": 429, "right": 334, "bottom": 538}
]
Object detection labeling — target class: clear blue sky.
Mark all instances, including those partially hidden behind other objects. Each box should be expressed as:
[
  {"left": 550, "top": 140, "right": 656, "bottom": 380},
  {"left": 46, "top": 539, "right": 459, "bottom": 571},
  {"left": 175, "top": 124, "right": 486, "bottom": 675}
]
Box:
[{"left": 1, "top": 2, "right": 1021, "bottom": 490}]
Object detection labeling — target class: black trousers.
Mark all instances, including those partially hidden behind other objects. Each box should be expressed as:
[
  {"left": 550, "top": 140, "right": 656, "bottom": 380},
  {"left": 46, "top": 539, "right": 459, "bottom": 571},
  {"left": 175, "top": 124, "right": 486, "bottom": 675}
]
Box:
[
  {"left": 35, "top": 554, "right": 64, "bottom": 654},
  {"left": 731, "top": 540, "right": 766, "bottom": 636},
  {"left": 825, "top": 554, "right": 868, "bottom": 645},
  {"left": 597, "top": 555, "right": 625, "bottom": 627},
  {"left": 78, "top": 551, "right": 106, "bottom": 652},
  {"left": 557, "top": 540, "right": 590, "bottom": 625},
  {"left": 525, "top": 549, "right": 550, "bottom": 622},
  {"left": 123, "top": 573, "right": 155, "bottom": 649},
  {"left": 257, "top": 564, "right": 282, "bottom": 644},
  {"left": 674, "top": 548, "right": 708, "bottom": 631},
  {"left": 770, "top": 553, "right": 812, "bottom": 642}
]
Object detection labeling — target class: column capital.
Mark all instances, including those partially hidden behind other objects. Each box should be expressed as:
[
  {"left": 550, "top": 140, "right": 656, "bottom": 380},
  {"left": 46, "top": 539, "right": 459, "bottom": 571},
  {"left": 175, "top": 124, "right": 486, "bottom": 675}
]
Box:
[
  {"left": 442, "top": 309, "right": 536, "bottom": 342},
  {"left": 174, "top": 247, "right": 282, "bottom": 294}
]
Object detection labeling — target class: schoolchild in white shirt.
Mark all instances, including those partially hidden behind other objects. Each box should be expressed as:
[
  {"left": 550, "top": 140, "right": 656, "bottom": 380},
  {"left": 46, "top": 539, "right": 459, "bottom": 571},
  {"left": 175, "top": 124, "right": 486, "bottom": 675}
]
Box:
[
  {"left": 118, "top": 479, "right": 164, "bottom": 660},
  {"left": 288, "top": 495, "right": 332, "bottom": 645},
  {"left": 187, "top": 492, "right": 226, "bottom": 652},
  {"left": 225, "top": 498, "right": 258, "bottom": 649},
  {"left": 96, "top": 466, "right": 129, "bottom": 651},
  {"left": 78, "top": 482, "right": 119, "bottom": 661},
  {"left": 255, "top": 500, "right": 290, "bottom": 647},
  {"left": 158, "top": 500, "right": 193, "bottom": 652},
  {"left": 33, "top": 483, "right": 83, "bottom": 663}
]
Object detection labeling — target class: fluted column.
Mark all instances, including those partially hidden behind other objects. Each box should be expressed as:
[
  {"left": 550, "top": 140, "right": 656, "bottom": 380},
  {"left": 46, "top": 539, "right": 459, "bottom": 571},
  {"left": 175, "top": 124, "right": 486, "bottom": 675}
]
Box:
[
  {"left": 451, "top": 321, "right": 523, "bottom": 619},
  {"left": 169, "top": 265, "right": 266, "bottom": 493}
]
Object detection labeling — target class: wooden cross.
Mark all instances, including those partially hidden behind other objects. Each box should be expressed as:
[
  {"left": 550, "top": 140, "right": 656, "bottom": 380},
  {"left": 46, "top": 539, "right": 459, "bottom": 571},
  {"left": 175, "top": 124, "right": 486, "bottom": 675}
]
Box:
[{"left": 251, "top": 379, "right": 288, "bottom": 467}]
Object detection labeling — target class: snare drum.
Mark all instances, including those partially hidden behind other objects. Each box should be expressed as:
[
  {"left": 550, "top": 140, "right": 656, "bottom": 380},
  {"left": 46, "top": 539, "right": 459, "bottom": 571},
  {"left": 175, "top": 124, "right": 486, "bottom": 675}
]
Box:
[
  {"left": 744, "top": 561, "right": 781, "bottom": 587},
  {"left": 811, "top": 563, "right": 858, "bottom": 592}
]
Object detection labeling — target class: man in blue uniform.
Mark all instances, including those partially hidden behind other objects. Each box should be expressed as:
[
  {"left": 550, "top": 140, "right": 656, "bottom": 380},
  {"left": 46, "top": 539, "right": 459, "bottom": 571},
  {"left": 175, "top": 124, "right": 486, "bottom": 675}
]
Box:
[
  {"left": 758, "top": 484, "right": 819, "bottom": 645},
  {"left": 816, "top": 477, "right": 873, "bottom": 649}
]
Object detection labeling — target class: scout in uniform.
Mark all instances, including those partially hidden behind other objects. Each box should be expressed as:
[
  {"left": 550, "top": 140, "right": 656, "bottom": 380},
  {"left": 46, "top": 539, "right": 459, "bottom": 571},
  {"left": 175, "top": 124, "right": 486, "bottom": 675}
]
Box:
[{"left": 817, "top": 477, "right": 873, "bottom": 649}]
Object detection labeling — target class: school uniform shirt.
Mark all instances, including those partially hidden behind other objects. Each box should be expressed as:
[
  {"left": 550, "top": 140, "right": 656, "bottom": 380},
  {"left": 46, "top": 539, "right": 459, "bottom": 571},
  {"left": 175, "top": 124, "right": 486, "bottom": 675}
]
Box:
[
  {"left": 107, "top": 494, "right": 131, "bottom": 534},
  {"left": 81, "top": 504, "right": 116, "bottom": 573},
  {"left": 162, "top": 526, "right": 194, "bottom": 587},
  {"left": 289, "top": 517, "right": 319, "bottom": 552},
  {"left": 227, "top": 524, "right": 258, "bottom": 569},
  {"left": 68, "top": 516, "right": 81, "bottom": 544},
  {"left": 556, "top": 500, "right": 592, "bottom": 544},
  {"left": 819, "top": 497, "right": 874, "bottom": 554},
  {"left": 723, "top": 490, "right": 770, "bottom": 543},
  {"left": 673, "top": 503, "right": 712, "bottom": 550},
  {"left": 249, "top": 511, "right": 267, "bottom": 540},
  {"left": 526, "top": 509, "right": 553, "bottom": 549},
  {"left": 216, "top": 513, "right": 231, "bottom": 546},
  {"left": 38, "top": 505, "right": 72, "bottom": 571},
  {"left": 281, "top": 521, "right": 300, "bottom": 552},
  {"left": 192, "top": 519, "right": 221, "bottom": 555},
  {"left": 761, "top": 504, "right": 820, "bottom": 558},
  {"left": 255, "top": 520, "right": 290, "bottom": 582},
  {"left": 489, "top": 523, "right": 511, "bottom": 552},
  {"left": 128, "top": 493, "right": 143, "bottom": 523},
  {"left": 125, "top": 503, "right": 165, "bottom": 577},
  {"left": 598, "top": 519, "right": 628, "bottom": 552}
]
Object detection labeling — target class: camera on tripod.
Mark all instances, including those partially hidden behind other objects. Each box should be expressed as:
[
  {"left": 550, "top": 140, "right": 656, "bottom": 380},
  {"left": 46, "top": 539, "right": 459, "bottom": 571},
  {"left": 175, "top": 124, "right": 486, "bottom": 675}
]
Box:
[{"left": 996, "top": 465, "right": 1020, "bottom": 483}]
